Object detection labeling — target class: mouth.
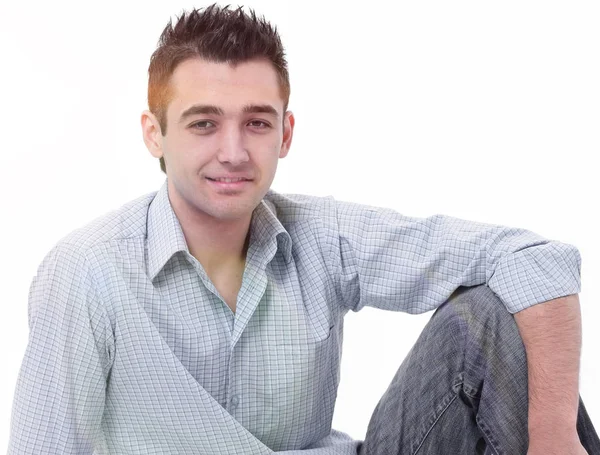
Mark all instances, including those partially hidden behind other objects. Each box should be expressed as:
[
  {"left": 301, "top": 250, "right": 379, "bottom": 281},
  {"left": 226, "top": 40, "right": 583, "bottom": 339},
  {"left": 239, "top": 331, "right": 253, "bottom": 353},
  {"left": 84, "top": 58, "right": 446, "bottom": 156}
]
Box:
[
  {"left": 206, "top": 177, "right": 253, "bottom": 191},
  {"left": 206, "top": 177, "right": 252, "bottom": 183}
]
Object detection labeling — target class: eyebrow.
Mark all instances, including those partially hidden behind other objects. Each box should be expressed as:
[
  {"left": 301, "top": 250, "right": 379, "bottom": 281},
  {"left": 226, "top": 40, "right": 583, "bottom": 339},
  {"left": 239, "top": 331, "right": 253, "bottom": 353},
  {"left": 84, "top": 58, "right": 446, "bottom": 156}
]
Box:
[{"left": 178, "top": 103, "right": 280, "bottom": 124}]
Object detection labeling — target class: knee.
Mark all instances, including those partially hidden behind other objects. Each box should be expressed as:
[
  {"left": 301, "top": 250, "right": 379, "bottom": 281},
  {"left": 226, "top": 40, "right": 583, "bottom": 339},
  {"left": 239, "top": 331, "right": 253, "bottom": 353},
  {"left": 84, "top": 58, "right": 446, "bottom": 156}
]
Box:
[
  {"left": 435, "top": 285, "right": 528, "bottom": 394},
  {"left": 432, "top": 285, "right": 525, "bottom": 358},
  {"left": 437, "top": 285, "right": 515, "bottom": 330}
]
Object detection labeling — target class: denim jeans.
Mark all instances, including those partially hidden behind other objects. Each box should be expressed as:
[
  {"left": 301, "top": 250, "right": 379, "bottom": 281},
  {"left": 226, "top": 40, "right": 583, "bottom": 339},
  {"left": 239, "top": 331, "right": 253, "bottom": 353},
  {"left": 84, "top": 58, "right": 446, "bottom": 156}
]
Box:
[{"left": 357, "top": 284, "right": 600, "bottom": 455}]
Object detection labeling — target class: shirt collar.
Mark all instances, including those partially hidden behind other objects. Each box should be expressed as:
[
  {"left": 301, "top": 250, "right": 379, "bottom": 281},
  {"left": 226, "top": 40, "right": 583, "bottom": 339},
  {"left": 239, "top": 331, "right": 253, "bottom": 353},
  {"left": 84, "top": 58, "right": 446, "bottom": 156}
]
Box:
[{"left": 146, "top": 178, "right": 292, "bottom": 282}]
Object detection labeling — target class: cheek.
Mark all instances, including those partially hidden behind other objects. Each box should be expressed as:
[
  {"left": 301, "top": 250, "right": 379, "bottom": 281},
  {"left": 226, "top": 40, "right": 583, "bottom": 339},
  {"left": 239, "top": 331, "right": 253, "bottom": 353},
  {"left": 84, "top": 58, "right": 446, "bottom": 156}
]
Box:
[
  {"left": 173, "top": 137, "right": 215, "bottom": 165},
  {"left": 263, "top": 153, "right": 282, "bottom": 175},
  {"left": 177, "top": 133, "right": 203, "bottom": 152}
]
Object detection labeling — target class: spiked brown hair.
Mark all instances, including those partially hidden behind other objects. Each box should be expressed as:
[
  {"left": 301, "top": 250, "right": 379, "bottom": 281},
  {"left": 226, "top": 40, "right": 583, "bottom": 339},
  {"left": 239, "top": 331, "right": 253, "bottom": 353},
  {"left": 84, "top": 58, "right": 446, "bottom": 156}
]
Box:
[{"left": 147, "top": 3, "right": 291, "bottom": 174}]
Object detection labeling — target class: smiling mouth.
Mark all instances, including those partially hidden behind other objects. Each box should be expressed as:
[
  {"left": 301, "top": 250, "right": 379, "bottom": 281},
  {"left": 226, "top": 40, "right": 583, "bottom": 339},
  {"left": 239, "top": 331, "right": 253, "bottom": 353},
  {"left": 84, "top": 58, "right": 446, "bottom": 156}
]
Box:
[
  {"left": 206, "top": 177, "right": 252, "bottom": 183},
  {"left": 205, "top": 178, "right": 253, "bottom": 191}
]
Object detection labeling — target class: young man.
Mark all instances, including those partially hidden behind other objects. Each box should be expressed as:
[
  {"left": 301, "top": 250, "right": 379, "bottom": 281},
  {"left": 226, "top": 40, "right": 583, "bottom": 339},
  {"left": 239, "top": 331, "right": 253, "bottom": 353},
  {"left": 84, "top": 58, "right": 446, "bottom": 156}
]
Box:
[{"left": 7, "top": 4, "right": 600, "bottom": 454}]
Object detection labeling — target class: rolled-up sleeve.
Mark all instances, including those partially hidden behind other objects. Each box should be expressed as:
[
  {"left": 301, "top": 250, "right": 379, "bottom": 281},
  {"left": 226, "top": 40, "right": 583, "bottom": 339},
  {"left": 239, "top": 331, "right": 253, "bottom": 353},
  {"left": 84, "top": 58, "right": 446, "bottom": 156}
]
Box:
[
  {"left": 327, "top": 198, "right": 581, "bottom": 315},
  {"left": 7, "top": 244, "right": 113, "bottom": 454}
]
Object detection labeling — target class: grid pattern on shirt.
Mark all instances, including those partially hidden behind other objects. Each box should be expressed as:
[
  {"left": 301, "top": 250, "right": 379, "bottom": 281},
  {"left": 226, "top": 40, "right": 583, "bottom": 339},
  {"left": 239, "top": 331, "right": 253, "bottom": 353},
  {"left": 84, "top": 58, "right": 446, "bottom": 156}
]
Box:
[{"left": 7, "top": 178, "right": 581, "bottom": 454}]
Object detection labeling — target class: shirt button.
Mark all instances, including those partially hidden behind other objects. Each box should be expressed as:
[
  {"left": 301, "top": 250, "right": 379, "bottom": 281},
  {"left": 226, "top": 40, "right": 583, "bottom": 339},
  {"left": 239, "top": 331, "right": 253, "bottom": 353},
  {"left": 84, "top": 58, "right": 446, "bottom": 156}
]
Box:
[{"left": 230, "top": 395, "right": 239, "bottom": 408}]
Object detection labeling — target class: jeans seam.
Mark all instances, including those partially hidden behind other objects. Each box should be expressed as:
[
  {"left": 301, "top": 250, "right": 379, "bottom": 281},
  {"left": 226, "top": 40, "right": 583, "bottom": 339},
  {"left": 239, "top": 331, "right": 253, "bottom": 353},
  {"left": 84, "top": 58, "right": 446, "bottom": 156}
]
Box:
[
  {"left": 476, "top": 414, "right": 502, "bottom": 455},
  {"left": 412, "top": 392, "right": 459, "bottom": 455},
  {"left": 462, "top": 384, "right": 481, "bottom": 400}
]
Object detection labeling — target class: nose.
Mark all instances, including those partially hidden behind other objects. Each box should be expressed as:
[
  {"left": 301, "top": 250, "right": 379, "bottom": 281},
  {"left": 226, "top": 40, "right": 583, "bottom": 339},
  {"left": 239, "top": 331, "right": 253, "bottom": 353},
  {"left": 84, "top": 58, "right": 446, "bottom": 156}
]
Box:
[{"left": 216, "top": 126, "right": 250, "bottom": 166}]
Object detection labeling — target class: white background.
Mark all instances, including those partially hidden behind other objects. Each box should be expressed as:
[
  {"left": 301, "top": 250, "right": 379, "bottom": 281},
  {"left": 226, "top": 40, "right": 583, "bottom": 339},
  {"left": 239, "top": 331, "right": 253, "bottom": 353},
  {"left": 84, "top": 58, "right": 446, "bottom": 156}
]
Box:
[{"left": 1, "top": 0, "right": 598, "bottom": 448}]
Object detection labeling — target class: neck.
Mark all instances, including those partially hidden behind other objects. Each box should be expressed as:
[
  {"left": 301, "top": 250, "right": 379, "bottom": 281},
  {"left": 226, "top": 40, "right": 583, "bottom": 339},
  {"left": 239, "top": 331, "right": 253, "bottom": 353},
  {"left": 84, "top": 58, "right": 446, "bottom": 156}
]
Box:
[{"left": 169, "top": 194, "right": 253, "bottom": 275}]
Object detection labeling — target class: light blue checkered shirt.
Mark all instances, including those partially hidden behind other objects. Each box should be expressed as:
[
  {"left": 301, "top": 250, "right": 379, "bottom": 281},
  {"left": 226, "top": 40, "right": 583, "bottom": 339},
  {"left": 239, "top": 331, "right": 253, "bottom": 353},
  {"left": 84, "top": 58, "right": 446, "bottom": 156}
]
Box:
[{"left": 7, "top": 178, "right": 582, "bottom": 454}]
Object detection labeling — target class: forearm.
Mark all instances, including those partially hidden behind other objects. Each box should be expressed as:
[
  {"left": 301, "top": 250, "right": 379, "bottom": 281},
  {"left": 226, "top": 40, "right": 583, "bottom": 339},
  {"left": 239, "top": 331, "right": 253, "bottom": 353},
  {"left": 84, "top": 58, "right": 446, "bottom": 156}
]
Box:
[{"left": 514, "top": 293, "right": 582, "bottom": 439}]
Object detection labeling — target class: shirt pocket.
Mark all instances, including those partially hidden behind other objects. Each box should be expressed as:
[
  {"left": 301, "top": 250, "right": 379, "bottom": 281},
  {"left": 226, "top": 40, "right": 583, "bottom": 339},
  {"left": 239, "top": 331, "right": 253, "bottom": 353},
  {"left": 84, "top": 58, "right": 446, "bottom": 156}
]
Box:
[{"left": 257, "top": 324, "right": 337, "bottom": 448}]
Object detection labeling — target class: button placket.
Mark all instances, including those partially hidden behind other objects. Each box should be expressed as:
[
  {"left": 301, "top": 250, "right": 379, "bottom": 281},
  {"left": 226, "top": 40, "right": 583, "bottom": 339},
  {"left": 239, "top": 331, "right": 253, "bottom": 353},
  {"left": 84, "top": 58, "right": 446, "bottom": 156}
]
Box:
[{"left": 230, "top": 394, "right": 239, "bottom": 411}]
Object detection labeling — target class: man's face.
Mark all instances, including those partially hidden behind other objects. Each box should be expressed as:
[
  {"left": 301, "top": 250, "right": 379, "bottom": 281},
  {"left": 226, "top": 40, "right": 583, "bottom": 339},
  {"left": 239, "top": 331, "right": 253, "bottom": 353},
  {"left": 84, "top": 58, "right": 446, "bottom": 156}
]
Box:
[{"left": 143, "top": 57, "right": 294, "bottom": 224}]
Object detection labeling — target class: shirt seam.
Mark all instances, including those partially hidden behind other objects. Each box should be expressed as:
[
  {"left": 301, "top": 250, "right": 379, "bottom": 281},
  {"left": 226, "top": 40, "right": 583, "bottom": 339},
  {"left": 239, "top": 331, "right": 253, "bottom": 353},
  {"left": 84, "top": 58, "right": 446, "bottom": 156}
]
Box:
[{"left": 82, "top": 251, "right": 116, "bottom": 378}]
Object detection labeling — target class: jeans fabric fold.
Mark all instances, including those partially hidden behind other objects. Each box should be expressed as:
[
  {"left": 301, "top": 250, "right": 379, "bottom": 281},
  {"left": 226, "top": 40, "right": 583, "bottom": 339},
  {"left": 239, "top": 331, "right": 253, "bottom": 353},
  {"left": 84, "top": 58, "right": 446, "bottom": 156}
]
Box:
[{"left": 357, "top": 284, "right": 600, "bottom": 455}]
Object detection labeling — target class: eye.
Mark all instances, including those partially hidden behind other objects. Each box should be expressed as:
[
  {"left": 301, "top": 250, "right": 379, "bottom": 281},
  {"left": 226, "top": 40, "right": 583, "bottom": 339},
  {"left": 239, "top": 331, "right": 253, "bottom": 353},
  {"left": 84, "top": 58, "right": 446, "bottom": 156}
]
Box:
[
  {"left": 191, "top": 120, "right": 214, "bottom": 129},
  {"left": 248, "top": 120, "right": 270, "bottom": 129}
]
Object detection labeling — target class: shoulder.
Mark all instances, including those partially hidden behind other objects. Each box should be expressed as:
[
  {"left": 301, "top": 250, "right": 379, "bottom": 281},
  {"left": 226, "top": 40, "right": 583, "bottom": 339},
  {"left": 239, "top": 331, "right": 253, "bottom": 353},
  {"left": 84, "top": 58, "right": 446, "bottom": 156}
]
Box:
[
  {"left": 263, "top": 188, "right": 336, "bottom": 225},
  {"left": 47, "top": 189, "right": 157, "bottom": 261},
  {"left": 265, "top": 189, "right": 394, "bottom": 227}
]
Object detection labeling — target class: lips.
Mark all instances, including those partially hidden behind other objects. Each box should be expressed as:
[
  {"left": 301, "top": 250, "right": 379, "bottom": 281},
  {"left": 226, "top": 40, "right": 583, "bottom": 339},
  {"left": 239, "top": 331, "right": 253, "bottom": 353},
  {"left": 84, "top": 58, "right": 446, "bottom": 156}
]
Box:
[
  {"left": 205, "top": 177, "right": 252, "bottom": 191},
  {"left": 207, "top": 178, "right": 251, "bottom": 181},
  {"left": 206, "top": 177, "right": 252, "bottom": 181}
]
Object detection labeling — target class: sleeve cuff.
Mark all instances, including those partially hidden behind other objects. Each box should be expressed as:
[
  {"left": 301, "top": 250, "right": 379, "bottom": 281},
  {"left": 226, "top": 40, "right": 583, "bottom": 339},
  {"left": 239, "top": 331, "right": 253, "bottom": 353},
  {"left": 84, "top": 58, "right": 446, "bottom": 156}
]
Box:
[{"left": 488, "top": 242, "right": 582, "bottom": 313}]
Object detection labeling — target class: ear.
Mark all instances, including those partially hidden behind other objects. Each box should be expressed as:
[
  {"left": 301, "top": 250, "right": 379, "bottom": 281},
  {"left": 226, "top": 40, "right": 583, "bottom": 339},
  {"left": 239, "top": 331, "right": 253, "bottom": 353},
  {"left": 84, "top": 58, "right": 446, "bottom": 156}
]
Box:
[
  {"left": 279, "top": 111, "right": 295, "bottom": 159},
  {"left": 141, "top": 110, "right": 164, "bottom": 159}
]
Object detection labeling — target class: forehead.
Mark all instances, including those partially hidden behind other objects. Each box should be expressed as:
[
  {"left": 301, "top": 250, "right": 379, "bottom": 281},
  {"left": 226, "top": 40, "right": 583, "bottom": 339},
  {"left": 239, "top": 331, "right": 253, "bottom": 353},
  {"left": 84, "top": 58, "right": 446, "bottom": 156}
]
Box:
[{"left": 168, "top": 57, "right": 283, "bottom": 117}]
